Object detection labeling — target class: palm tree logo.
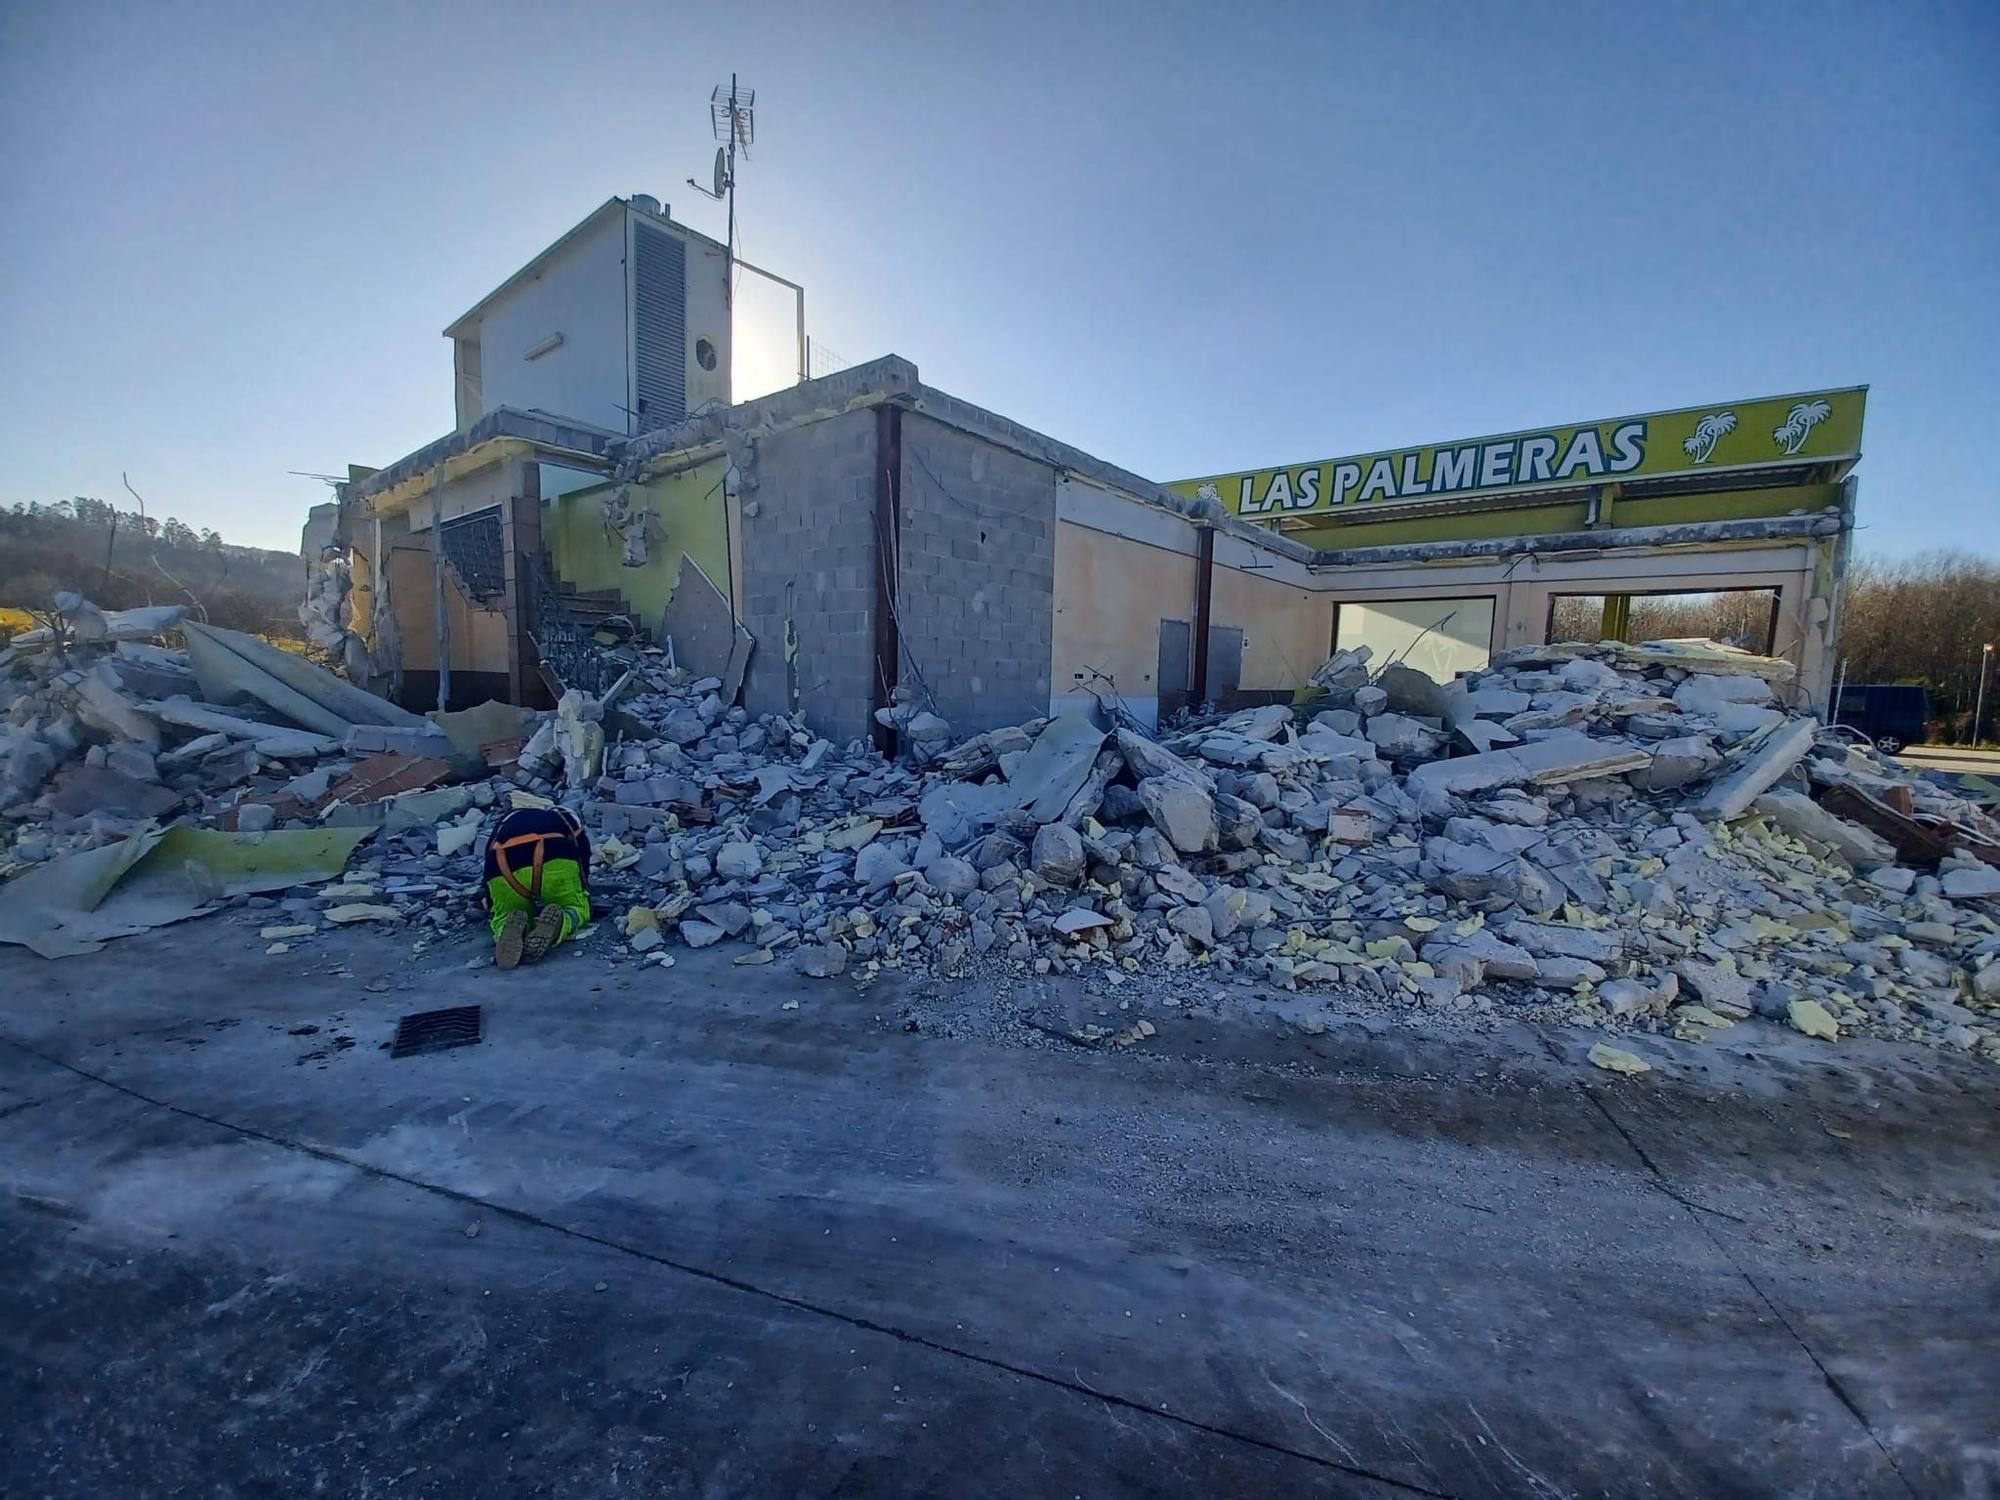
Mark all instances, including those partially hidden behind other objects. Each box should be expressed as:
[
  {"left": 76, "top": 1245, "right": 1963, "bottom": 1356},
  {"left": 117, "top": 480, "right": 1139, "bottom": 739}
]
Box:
[
  {"left": 1773, "top": 399, "right": 1833, "bottom": 455},
  {"left": 1196, "top": 482, "right": 1221, "bottom": 504},
  {"left": 1683, "top": 411, "right": 1737, "bottom": 464}
]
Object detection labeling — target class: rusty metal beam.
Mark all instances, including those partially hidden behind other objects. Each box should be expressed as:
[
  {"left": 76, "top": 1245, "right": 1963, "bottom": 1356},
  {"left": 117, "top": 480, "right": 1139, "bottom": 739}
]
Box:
[{"left": 1191, "top": 526, "right": 1215, "bottom": 707}]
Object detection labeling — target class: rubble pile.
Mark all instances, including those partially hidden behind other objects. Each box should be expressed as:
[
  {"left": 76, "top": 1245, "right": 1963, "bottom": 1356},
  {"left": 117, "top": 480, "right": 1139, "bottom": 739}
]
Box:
[{"left": 5, "top": 587, "right": 1999, "bottom": 1067}]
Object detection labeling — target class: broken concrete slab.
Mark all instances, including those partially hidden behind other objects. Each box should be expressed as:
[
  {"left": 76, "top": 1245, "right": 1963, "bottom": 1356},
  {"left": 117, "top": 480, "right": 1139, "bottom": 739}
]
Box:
[
  {"left": 1941, "top": 865, "right": 2000, "bottom": 900},
  {"left": 1754, "top": 790, "right": 1894, "bottom": 871},
  {"left": 1452, "top": 719, "right": 1520, "bottom": 754},
  {"left": 1114, "top": 728, "right": 1214, "bottom": 790},
  {"left": 1504, "top": 921, "right": 1622, "bottom": 964},
  {"left": 681, "top": 919, "right": 726, "bottom": 948},
  {"left": 1010, "top": 715, "right": 1110, "bottom": 822},
  {"left": 659, "top": 555, "right": 754, "bottom": 702},
  {"left": 63, "top": 666, "right": 160, "bottom": 746},
  {"left": 181, "top": 620, "right": 426, "bottom": 738},
  {"left": 324, "top": 903, "right": 401, "bottom": 924},
  {"left": 344, "top": 723, "right": 458, "bottom": 758},
  {"left": 48, "top": 766, "right": 181, "bottom": 820},
  {"left": 6, "top": 604, "right": 186, "bottom": 654},
  {"left": 1052, "top": 907, "right": 1112, "bottom": 938},
  {"left": 1366, "top": 713, "right": 1444, "bottom": 761},
  {"left": 919, "top": 716, "right": 1107, "bottom": 843},
  {"left": 1674, "top": 960, "right": 1754, "bottom": 1019},
  {"left": 1691, "top": 719, "right": 1818, "bottom": 822},
  {"left": 320, "top": 784, "right": 475, "bottom": 834},
  {"left": 1421, "top": 926, "right": 1539, "bottom": 984},
  {"left": 1673, "top": 673, "right": 1773, "bottom": 718},
  {"left": 142, "top": 698, "right": 341, "bottom": 758},
  {"left": 1406, "top": 733, "right": 1650, "bottom": 800}
]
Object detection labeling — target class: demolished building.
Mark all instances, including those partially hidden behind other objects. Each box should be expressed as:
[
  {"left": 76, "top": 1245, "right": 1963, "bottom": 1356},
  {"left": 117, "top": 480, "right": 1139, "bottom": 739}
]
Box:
[
  {"left": 310, "top": 196, "right": 1864, "bottom": 754},
  {"left": 12, "top": 192, "right": 1985, "bottom": 1076}
]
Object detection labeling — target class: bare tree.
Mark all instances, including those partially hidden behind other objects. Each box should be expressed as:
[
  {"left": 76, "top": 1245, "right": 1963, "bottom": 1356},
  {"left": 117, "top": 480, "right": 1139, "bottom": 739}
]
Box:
[{"left": 1840, "top": 549, "right": 2000, "bottom": 739}]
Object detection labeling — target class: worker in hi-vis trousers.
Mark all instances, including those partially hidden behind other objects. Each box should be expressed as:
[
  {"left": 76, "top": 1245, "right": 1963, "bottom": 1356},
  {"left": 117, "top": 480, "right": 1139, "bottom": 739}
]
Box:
[{"left": 482, "top": 804, "right": 593, "bottom": 970}]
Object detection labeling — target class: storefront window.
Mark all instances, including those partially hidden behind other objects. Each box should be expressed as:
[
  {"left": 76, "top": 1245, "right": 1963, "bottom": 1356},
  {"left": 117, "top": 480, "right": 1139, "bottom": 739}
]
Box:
[
  {"left": 1548, "top": 588, "right": 1779, "bottom": 653},
  {"left": 1333, "top": 597, "right": 1495, "bottom": 681}
]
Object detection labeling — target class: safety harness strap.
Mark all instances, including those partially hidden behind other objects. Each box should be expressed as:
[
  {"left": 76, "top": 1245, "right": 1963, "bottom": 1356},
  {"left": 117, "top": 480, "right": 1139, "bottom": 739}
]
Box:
[{"left": 493, "top": 832, "right": 553, "bottom": 904}]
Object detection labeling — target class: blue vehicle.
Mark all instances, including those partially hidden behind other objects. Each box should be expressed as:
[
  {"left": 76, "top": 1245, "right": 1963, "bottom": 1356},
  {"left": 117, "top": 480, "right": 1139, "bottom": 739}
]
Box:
[{"left": 1831, "top": 683, "right": 1930, "bottom": 754}]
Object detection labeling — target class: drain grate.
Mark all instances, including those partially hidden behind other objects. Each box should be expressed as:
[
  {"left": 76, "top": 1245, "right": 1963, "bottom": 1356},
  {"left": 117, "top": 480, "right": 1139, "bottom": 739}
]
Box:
[{"left": 390, "top": 1004, "right": 484, "bottom": 1059}]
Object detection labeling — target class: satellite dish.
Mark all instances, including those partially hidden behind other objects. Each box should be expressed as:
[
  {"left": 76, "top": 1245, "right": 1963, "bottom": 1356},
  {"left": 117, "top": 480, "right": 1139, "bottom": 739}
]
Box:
[{"left": 712, "top": 146, "right": 729, "bottom": 197}]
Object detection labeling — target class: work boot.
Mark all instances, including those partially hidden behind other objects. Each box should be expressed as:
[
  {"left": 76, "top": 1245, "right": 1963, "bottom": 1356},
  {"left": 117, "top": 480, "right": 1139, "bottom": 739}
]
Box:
[
  {"left": 495, "top": 910, "right": 529, "bottom": 971},
  {"left": 523, "top": 903, "right": 568, "bottom": 964}
]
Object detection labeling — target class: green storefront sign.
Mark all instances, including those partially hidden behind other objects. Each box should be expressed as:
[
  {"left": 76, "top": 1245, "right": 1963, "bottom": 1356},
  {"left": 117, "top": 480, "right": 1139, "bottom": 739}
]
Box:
[{"left": 1170, "top": 387, "right": 1866, "bottom": 521}]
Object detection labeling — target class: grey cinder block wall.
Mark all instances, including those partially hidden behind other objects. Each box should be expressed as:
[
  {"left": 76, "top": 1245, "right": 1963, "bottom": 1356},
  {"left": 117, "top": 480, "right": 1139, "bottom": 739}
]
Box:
[
  {"left": 895, "top": 412, "right": 1055, "bottom": 732},
  {"left": 734, "top": 402, "right": 1061, "bottom": 745},
  {"left": 736, "top": 407, "right": 882, "bottom": 743}
]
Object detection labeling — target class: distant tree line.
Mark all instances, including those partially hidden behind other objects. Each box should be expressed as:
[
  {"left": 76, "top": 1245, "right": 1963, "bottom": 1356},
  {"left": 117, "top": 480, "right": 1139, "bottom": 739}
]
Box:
[
  {"left": 1840, "top": 550, "right": 2000, "bottom": 742},
  {"left": 0, "top": 498, "right": 306, "bottom": 639},
  {"left": 1549, "top": 549, "right": 2000, "bottom": 743},
  {"left": 1550, "top": 590, "right": 1781, "bottom": 653}
]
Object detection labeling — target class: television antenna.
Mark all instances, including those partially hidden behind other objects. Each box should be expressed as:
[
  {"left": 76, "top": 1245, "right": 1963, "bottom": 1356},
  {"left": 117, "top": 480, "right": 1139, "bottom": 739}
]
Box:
[{"left": 685, "top": 73, "right": 754, "bottom": 304}]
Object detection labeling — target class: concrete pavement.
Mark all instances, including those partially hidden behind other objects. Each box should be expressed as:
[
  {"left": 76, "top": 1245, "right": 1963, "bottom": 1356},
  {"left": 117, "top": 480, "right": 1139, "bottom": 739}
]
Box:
[
  {"left": 2, "top": 912, "right": 1996, "bottom": 1497},
  {"left": 1898, "top": 744, "right": 2000, "bottom": 777}
]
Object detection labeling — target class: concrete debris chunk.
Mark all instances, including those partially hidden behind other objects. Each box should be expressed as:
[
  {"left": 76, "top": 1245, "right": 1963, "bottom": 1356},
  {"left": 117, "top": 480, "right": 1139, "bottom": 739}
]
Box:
[
  {"left": 1627, "top": 735, "right": 1720, "bottom": 793},
  {"left": 1940, "top": 865, "right": 2000, "bottom": 901},
  {"left": 324, "top": 903, "right": 401, "bottom": 924},
  {"left": 1587, "top": 1042, "right": 1652, "bottom": 1075},
  {"left": 1030, "top": 822, "right": 1086, "bottom": 886},
  {"left": 713, "top": 842, "right": 763, "bottom": 881},
  {"left": 1137, "top": 777, "right": 1218, "bottom": 854},
  {"left": 1052, "top": 907, "right": 1112, "bottom": 938},
  {"left": 1673, "top": 960, "right": 1753, "bottom": 1019},
  {"left": 796, "top": 943, "right": 847, "bottom": 978},
  {"left": 1673, "top": 673, "right": 1773, "bottom": 717},
  {"left": 1366, "top": 713, "right": 1445, "bottom": 761}
]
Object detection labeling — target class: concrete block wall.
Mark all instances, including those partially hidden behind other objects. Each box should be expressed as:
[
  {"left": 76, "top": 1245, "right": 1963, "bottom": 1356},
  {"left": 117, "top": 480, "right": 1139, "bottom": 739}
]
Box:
[
  {"left": 736, "top": 407, "right": 881, "bottom": 742},
  {"left": 896, "top": 413, "right": 1056, "bottom": 732}
]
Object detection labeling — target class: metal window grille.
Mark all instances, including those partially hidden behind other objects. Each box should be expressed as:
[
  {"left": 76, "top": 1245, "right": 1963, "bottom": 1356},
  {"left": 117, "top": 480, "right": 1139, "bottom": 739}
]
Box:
[{"left": 438, "top": 506, "right": 506, "bottom": 599}]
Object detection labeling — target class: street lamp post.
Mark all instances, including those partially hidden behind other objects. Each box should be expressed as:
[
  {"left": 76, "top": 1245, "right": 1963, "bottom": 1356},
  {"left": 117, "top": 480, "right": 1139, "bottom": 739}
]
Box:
[{"left": 1975, "top": 643, "right": 1994, "bottom": 748}]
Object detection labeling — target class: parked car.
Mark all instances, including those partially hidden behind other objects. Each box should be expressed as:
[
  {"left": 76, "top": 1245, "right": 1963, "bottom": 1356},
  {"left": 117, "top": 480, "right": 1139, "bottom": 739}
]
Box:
[{"left": 1831, "top": 683, "right": 1930, "bottom": 754}]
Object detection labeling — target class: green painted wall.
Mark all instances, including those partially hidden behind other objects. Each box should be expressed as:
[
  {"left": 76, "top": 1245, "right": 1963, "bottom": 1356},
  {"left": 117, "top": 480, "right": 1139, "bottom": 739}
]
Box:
[
  {"left": 1611, "top": 483, "right": 1841, "bottom": 530},
  {"left": 1288, "top": 482, "right": 1841, "bottom": 551},
  {"left": 544, "top": 461, "right": 730, "bottom": 628},
  {"left": 1295, "top": 499, "right": 1594, "bottom": 550}
]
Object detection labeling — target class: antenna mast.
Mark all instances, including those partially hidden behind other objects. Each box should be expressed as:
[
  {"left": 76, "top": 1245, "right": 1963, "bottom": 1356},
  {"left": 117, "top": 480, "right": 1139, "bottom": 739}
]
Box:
[{"left": 710, "top": 75, "right": 754, "bottom": 305}]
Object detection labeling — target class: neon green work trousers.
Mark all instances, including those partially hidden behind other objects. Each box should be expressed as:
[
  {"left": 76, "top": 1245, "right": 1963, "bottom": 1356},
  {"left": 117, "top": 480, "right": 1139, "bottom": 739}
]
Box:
[{"left": 485, "top": 859, "right": 589, "bottom": 947}]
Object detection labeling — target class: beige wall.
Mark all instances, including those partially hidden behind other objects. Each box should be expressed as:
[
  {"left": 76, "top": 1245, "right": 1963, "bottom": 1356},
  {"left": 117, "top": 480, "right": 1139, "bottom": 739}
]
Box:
[
  {"left": 1052, "top": 506, "right": 1329, "bottom": 723},
  {"left": 1054, "top": 479, "right": 1839, "bottom": 718},
  {"left": 1052, "top": 519, "right": 1197, "bottom": 718},
  {"left": 1211, "top": 564, "right": 1334, "bottom": 692},
  {"left": 379, "top": 539, "right": 511, "bottom": 677}
]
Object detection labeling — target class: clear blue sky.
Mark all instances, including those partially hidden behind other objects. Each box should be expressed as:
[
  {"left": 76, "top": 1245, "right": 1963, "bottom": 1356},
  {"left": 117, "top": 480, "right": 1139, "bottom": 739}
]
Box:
[{"left": 2, "top": 1, "right": 1994, "bottom": 556}]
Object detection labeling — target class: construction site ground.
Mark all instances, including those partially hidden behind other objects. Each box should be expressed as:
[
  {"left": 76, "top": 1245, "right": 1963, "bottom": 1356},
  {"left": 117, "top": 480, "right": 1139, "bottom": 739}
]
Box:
[{"left": 2, "top": 916, "right": 1995, "bottom": 1499}]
